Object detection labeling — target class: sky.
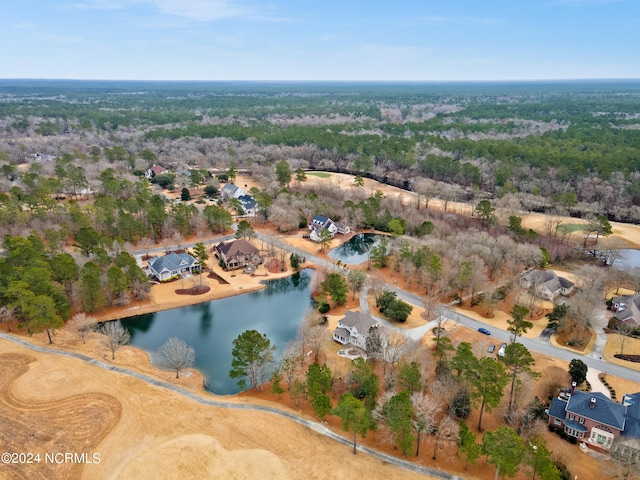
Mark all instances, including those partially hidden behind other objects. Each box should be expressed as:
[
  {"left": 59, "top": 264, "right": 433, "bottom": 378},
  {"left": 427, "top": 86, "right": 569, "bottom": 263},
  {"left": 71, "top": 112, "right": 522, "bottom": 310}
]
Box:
[{"left": 1, "top": 0, "right": 638, "bottom": 81}]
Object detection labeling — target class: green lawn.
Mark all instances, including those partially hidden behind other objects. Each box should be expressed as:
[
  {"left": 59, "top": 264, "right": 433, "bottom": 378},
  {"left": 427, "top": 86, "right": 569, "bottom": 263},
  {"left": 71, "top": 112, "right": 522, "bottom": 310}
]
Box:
[
  {"left": 306, "top": 171, "right": 332, "bottom": 178},
  {"left": 557, "top": 223, "right": 588, "bottom": 233}
]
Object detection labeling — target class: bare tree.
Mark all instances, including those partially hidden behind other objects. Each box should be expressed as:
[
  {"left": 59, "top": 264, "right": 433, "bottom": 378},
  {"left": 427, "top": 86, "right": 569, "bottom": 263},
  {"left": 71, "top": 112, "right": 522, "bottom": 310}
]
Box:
[
  {"left": 100, "top": 320, "right": 131, "bottom": 360},
  {"left": 611, "top": 439, "right": 640, "bottom": 480},
  {"left": 410, "top": 391, "right": 439, "bottom": 457},
  {"left": 69, "top": 312, "right": 96, "bottom": 344},
  {"left": 158, "top": 337, "right": 196, "bottom": 378},
  {"left": 613, "top": 323, "right": 636, "bottom": 356},
  {"left": 0, "top": 306, "right": 14, "bottom": 332},
  {"left": 432, "top": 415, "right": 459, "bottom": 460}
]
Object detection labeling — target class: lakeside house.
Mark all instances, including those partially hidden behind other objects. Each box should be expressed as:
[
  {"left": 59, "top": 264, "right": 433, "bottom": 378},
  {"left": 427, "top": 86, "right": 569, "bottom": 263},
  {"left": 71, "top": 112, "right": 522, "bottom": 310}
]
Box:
[
  {"left": 520, "top": 269, "right": 575, "bottom": 301},
  {"left": 332, "top": 311, "right": 379, "bottom": 349},
  {"left": 214, "top": 239, "right": 263, "bottom": 271},
  {"left": 308, "top": 214, "right": 350, "bottom": 242},
  {"left": 547, "top": 384, "right": 640, "bottom": 452},
  {"left": 147, "top": 252, "right": 200, "bottom": 281}
]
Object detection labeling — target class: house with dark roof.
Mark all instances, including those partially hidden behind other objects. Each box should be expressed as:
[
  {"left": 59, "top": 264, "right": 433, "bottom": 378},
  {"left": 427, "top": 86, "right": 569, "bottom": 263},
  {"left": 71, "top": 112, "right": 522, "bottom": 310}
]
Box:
[
  {"left": 147, "top": 252, "right": 200, "bottom": 281},
  {"left": 214, "top": 239, "right": 263, "bottom": 271},
  {"left": 308, "top": 214, "right": 350, "bottom": 242},
  {"left": 220, "top": 183, "right": 247, "bottom": 201},
  {"left": 333, "top": 311, "right": 379, "bottom": 349},
  {"left": 237, "top": 194, "right": 256, "bottom": 217},
  {"left": 547, "top": 386, "right": 634, "bottom": 451},
  {"left": 612, "top": 295, "right": 640, "bottom": 327},
  {"left": 520, "top": 269, "right": 575, "bottom": 301},
  {"left": 145, "top": 164, "right": 168, "bottom": 179}
]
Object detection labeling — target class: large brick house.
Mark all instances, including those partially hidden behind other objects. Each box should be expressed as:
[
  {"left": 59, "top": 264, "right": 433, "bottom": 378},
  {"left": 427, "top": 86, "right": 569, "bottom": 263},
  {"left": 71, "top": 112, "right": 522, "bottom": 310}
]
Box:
[{"left": 547, "top": 385, "right": 640, "bottom": 451}]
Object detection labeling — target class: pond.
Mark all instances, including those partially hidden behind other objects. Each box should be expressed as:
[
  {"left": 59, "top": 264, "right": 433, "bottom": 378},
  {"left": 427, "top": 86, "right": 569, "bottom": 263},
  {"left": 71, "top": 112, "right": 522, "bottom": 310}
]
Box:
[
  {"left": 121, "top": 269, "right": 315, "bottom": 395},
  {"left": 616, "top": 249, "right": 640, "bottom": 270},
  {"left": 328, "top": 233, "right": 381, "bottom": 265}
]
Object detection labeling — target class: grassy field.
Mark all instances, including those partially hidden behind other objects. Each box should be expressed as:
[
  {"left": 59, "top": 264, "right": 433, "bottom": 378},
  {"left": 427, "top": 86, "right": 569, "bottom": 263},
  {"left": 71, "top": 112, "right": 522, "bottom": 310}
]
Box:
[
  {"left": 306, "top": 171, "right": 332, "bottom": 178},
  {"left": 557, "top": 223, "right": 587, "bottom": 233}
]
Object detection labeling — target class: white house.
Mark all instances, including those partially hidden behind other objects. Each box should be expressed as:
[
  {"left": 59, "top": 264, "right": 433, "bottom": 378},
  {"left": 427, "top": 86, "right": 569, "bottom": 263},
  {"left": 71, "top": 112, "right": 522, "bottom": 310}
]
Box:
[
  {"left": 333, "top": 311, "right": 379, "bottom": 349},
  {"left": 309, "top": 214, "right": 340, "bottom": 242},
  {"left": 147, "top": 252, "right": 200, "bottom": 281},
  {"left": 221, "top": 183, "right": 247, "bottom": 201}
]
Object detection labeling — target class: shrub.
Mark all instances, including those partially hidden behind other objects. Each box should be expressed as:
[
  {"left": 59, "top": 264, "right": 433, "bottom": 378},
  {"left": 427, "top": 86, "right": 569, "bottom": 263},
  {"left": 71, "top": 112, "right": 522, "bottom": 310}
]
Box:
[{"left": 318, "top": 302, "right": 330, "bottom": 314}]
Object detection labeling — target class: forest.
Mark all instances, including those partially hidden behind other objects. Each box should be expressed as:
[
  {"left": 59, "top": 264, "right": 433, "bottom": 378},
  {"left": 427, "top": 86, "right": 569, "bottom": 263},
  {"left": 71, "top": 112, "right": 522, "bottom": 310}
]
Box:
[{"left": 2, "top": 79, "right": 640, "bottom": 221}]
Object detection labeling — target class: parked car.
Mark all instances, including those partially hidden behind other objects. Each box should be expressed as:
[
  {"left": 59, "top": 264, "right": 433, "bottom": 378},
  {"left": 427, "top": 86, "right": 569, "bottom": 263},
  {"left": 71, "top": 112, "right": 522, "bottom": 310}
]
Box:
[
  {"left": 478, "top": 327, "right": 491, "bottom": 335},
  {"left": 498, "top": 342, "right": 507, "bottom": 356},
  {"left": 487, "top": 344, "right": 496, "bottom": 353}
]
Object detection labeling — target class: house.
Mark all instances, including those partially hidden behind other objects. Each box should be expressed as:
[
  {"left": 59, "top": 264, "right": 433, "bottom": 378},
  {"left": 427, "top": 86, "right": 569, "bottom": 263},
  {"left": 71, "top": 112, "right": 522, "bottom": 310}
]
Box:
[
  {"left": 237, "top": 194, "right": 256, "bottom": 217},
  {"left": 309, "top": 215, "right": 344, "bottom": 242},
  {"left": 309, "top": 215, "right": 337, "bottom": 232},
  {"left": 547, "top": 385, "right": 629, "bottom": 450},
  {"left": 612, "top": 295, "right": 640, "bottom": 327},
  {"left": 520, "top": 270, "right": 575, "bottom": 301},
  {"left": 214, "top": 239, "right": 263, "bottom": 270},
  {"left": 220, "top": 183, "right": 247, "bottom": 201},
  {"left": 147, "top": 252, "right": 200, "bottom": 281},
  {"left": 332, "top": 311, "right": 379, "bottom": 349},
  {"left": 145, "top": 164, "right": 168, "bottom": 179},
  {"left": 33, "top": 153, "right": 56, "bottom": 162}
]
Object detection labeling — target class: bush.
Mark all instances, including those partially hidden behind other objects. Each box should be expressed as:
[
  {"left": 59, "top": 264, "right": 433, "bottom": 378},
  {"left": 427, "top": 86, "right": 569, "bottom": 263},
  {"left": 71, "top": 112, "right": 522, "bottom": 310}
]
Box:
[
  {"left": 470, "top": 293, "right": 484, "bottom": 307},
  {"left": 318, "top": 302, "right": 330, "bottom": 314}
]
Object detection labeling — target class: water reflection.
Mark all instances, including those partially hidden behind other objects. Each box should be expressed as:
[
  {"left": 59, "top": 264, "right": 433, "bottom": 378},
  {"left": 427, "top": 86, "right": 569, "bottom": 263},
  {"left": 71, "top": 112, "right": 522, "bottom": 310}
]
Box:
[
  {"left": 328, "top": 233, "right": 380, "bottom": 264},
  {"left": 122, "top": 269, "right": 315, "bottom": 395}
]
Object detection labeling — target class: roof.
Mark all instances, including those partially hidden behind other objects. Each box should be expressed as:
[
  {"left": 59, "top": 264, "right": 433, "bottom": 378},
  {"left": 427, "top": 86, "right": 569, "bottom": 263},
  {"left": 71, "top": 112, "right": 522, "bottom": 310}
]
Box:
[
  {"left": 615, "top": 295, "right": 640, "bottom": 323},
  {"left": 548, "top": 397, "right": 568, "bottom": 419},
  {"left": 338, "top": 311, "right": 378, "bottom": 333},
  {"left": 564, "top": 420, "right": 588, "bottom": 433},
  {"left": 311, "top": 215, "right": 334, "bottom": 228},
  {"left": 623, "top": 392, "right": 640, "bottom": 439},
  {"left": 215, "top": 239, "right": 260, "bottom": 257},
  {"left": 238, "top": 194, "right": 255, "bottom": 209},
  {"left": 333, "top": 327, "right": 350, "bottom": 338},
  {"left": 148, "top": 252, "right": 198, "bottom": 273},
  {"left": 221, "top": 184, "right": 245, "bottom": 197},
  {"left": 566, "top": 390, "right": 627, "bottom": 431},
  {"left": 148, "top": 164, "right": 167, "bottom": 175}
]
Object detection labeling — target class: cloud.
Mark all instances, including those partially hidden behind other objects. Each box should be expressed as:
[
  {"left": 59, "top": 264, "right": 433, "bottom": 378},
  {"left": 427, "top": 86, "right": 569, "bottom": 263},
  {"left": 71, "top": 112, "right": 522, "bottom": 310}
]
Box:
[
  {"left": 145, "top": 0, "right": 259, "bottom": 21},
  {"left": 67, "top": 0, "right": 124, "bottom": 10}
]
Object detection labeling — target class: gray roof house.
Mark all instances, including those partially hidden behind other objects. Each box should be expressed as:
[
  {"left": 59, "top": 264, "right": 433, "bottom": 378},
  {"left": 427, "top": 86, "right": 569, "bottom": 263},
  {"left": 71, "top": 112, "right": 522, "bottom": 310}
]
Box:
[
  {"left": 612, "top": 295, "right": 640, "bottom": 326},
  {"left": 520, "top": 269, "right": 575, "bottom": 301},
  {"left": 221, "top": 183, "right": 247, "bottom": 201},
  {"left": 147, "top": 252, "right": 200, "bottom": 281},
  {"left": 333, "top": 311, "right": 379, "bottom": 349}
]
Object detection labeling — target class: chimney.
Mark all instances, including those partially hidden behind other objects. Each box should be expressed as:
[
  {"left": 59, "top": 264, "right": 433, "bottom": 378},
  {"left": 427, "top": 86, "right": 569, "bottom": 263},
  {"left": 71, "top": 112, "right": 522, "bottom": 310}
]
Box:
[
  {"left": 590, "top": 398, "right": 597, "bottom": 409},
  {"left": 571, "top": 382, "right": 576, "bottom": 394}
]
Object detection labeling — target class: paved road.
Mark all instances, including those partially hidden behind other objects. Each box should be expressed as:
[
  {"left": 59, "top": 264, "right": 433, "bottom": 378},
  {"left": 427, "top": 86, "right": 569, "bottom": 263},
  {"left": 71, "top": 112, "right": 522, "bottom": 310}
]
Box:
[
  {"left": 267, "top": 236, "right": 640, "bottom": 385},
  {"left": 130, "top": 231, "right": 640, "bottom": 385}
]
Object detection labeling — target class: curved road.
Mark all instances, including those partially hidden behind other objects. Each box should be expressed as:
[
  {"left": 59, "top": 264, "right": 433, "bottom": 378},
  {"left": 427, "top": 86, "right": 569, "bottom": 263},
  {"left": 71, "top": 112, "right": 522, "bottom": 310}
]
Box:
[
  {"left": 258, "top": 232, "right": 640, "bottom": 385},
  {"left": 0, "top": 332, "right": 462, "bottom": 480}
]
